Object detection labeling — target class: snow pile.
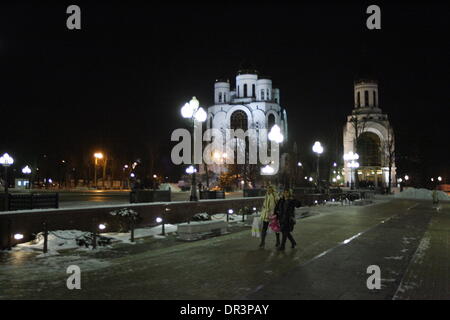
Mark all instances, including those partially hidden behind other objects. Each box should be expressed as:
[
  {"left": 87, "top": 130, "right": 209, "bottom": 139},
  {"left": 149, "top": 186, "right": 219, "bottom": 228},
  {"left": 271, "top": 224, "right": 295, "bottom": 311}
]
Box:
[
  {"left": 159, "top": 183, "right": 181, "bottom": 192},
  {"left": 16, "top": 230, "right": 88, "bottom": 254},
  {"left": 394, "top": 188, "right": 450, "bottom": 200},
  {"left": 14, "top": 224, "right": 178, "bottom": 253},
  {"left": 110, "top": 208, "right": 138, "bottom": 218}
]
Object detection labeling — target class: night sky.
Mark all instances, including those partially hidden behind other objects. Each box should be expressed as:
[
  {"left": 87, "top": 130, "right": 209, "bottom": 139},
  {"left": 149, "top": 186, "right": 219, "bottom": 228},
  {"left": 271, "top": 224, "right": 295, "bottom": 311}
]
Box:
[{"left": 0, "top": 1, "right": 449, "bottom": 182}]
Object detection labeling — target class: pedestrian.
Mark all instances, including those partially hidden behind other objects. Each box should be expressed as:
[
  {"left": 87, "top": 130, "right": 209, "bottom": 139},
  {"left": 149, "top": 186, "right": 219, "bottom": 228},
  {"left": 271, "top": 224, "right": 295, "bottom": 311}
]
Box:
[
  {"left": 274, "top": 189, "right": 301, "bottom": 251},
  {"left": 259, "top": 185, "right": 279, "bottom": 248},
  {"left": 432, "top": 189, "right": 439, "bottom": 205}
]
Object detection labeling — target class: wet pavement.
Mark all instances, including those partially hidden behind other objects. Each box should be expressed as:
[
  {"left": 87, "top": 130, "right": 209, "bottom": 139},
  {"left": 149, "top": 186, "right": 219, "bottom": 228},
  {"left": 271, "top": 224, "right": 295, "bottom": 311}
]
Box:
[{"left": 1, "top": 198, "right": 449, "bottom": 300}]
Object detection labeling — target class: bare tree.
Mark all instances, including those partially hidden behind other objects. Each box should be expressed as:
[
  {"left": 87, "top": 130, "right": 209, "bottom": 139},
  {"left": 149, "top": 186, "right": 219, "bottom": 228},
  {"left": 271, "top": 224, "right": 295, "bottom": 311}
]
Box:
[{"left": 381, "top": 124, "right": 395, "bottom": 194}]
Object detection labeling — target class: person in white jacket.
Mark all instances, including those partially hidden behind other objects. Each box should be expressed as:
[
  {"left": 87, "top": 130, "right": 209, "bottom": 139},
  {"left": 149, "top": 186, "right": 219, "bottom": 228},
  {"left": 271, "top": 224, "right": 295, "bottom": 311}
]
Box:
[{"left": 259, "top": 185, "right": 279, "bottom": 248}]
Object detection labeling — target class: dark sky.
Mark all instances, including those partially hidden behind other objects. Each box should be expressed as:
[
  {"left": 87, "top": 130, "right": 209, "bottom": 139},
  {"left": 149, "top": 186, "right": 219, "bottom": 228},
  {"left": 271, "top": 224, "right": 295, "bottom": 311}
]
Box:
[{"left": 0, "top": 1, "right": 449, "bottom": 180}]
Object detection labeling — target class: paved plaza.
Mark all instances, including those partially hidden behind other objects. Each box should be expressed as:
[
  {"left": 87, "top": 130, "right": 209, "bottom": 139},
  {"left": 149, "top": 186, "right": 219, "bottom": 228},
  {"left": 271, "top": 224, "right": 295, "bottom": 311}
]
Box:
[{"left": 1, "top": 198, "right": 449, "bottom": 300}]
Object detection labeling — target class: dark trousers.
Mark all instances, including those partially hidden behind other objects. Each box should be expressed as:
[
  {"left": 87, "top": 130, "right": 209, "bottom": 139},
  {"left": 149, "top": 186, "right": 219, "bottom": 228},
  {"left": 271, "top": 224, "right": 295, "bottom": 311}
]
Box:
[
  {"left": 260, "top": 221, "right": 280, "bottom": 246},
  {"left": 281, "top": 231, "right": 296, "bottom": 248}
]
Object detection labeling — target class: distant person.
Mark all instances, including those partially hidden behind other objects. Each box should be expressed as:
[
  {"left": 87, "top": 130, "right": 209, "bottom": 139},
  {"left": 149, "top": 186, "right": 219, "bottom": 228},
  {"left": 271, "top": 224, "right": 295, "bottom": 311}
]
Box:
[
  {"left": 259, "top": 185, "right": 278, "bottom": 248},
  {"left": 432, "top": 189, "right": 439, "bottom": 205},
  {"left": 274, "top": 189, "right": 301, "bottom": 251}
]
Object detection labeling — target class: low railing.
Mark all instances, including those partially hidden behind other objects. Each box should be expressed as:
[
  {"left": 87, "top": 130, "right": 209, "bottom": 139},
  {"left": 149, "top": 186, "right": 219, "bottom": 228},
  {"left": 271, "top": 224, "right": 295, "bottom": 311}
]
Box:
[{"left": 0, "top": 197, "right": 264, "bottom": 250}]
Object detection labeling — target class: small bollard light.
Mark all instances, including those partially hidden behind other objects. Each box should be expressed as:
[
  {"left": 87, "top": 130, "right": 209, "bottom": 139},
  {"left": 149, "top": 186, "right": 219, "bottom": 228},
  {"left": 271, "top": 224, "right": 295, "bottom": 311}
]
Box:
[
  {"left": 14, "top": 233, "right": 24, "bottom": 240},
  {"left": 227, "top": 209, "right": 233, "bottom": 223},
  {"left": 156, "top": 217, "right": 165, "bottom": 235},
  {"left": 98, "top": 224, "right": 106, "bottom": 231}
]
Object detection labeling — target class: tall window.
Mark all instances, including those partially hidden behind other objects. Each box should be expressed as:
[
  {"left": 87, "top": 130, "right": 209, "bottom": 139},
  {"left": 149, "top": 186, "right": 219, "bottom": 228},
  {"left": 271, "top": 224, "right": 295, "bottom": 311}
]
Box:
[
  {"left": 243, "top": 84, "right": 248, "bottom": 97},
  {"left": 268, "top": 114, "right": 275, "bottom": 129},
  {"left": 357, "top": 92, "right": 360, "bottom": 107},
  {"left": 364, "top": 90, "right": 369, "bottom": 107},
  {"left": 230, "top": 110, "right": 248, "bottom": 130},
  {"left": 252, "top": 84, "right": 255, "bottom": 98},
  {"left": 261, "top": 89, "right": 265, "bottom": 100},
  {"left": 223, "top": 94, "right": 226, "bottom": 103},
  {"left": 357, "top": 132, "right": 381, "bottom": 166},
  {"left": 373, "top": 91, "right": 377, "bottom": 107},
  {"left": 218, "top": 92, "right": 222, "bottom": 103},
  {"left": 267, "top": 89, "right": 270, "bottom": 100}
]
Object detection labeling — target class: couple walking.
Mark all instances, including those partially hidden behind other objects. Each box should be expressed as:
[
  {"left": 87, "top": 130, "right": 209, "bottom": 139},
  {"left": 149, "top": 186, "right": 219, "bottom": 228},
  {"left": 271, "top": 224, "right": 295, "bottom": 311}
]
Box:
[{"left": 259, "top": 186, "right": 301, "bottom": 251}]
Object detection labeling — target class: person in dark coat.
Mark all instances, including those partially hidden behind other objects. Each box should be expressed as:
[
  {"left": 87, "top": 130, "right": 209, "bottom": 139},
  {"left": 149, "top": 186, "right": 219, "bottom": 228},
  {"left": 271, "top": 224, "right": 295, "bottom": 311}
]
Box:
[{"left": 274, "top": 189, "right": 301, "bottom": 250}]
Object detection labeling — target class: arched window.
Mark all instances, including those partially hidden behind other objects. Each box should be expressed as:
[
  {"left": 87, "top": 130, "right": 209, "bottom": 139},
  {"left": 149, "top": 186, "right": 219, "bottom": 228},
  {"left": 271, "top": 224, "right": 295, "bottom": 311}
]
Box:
[
  {"left": 218, "top": 92, "right": 222, "bottom": 103},
  {"left": 373, "top": 91, "right": 377, "bottom": 107},
  {"left": 267, "top": 89, "right": 270, "bottom": 100},
  {"left": 230, "top": 110, "right": 248, "bottom": 130},
  {"left": 364, "top": 90, "right": 369, "bottom": 107},
  {"left": 268, "top": 113, "right": 275, "bottom": 129},
  {"left": 252, "top": 84, "right": 255, "bottom": 98},
  {"left": 244, "top": 84, "right": 248, "bottom": 97},
  {"left": 357, "top": 92, "right": 361, "bottom": 107},
  {"left": 357, "top": 132, "right": 381, "bottom": 167},
  {"left": 261, "top": 89, "right": 265, "bottom": 100},
  {"left": 209, "top": 116, "right": 213, "bottom": 129},
  {"left": 223, "top": 94, "right": 226, "bottom": 103}
]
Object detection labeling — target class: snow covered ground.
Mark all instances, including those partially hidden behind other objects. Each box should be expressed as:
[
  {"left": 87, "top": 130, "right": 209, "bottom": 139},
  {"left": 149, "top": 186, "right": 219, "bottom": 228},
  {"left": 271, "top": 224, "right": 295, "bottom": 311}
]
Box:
[
  {"left": 394, "top": 187, "right": 450, "bottom": 201},
  {"left": 13, "top": 224, "right": 178, "bottom": 255},
  {"left": 9, "top": 213, "right": 246, "bottom": 255}
]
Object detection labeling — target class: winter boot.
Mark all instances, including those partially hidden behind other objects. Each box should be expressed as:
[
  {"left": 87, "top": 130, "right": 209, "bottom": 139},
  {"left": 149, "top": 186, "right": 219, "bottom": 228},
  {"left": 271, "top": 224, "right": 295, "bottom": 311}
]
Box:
[
  {"left": 275, "top": 233, "right": 280, "bottom": 247},
  {"left": 259, "top": 231, "right": 266, "bottom": 248},
  {"left": 291, "top": 240, "right": 297, "bottom": 248}
]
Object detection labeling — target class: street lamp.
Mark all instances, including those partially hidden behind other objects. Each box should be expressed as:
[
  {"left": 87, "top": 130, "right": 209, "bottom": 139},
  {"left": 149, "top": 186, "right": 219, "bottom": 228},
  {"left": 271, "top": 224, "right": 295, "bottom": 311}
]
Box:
[
  {"left": 347, "top": 160, "right": 360, "bottom": 190},
  {"left": 263, "top": 125, "right": 284, "bottom": 180},
  {"left": 22, "top": 165, "right": 32, "bottom": 189},
  {"left": 344, "top": 151, "right": 359, "bottom": 190},
  {"left": 93, "top": 152, "right": 103, "bottom": 189},
  {"left": 181, "top": 96, "right": 207, "bottom": 201},
  {"left": 261, "top": 165, "right": 274, "bottom": 175},
  {"left": 312, "top": 141, "right": 324, "bottom": 187},
  {"left": 0, "top": 153, "right": 14, "bottom": 210},
  {"left": 268, "top": 124, "right": 284, "bottom": 144}
]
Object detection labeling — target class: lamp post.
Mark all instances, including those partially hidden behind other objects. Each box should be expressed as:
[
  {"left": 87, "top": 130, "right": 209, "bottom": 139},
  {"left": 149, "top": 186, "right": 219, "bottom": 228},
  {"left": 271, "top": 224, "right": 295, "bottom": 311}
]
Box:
[
  {"left": 93, "top": 152, "right": 103, "bottom": 189},
  {"left": 0, "top": 153, "right": 14, "bottom": 211},
  {"left": 181, "top": 96, "right": 207, "bottom": 201},
  {"left": 347, "top": 160, "right": 360, "bottom": 190},
  {"left": 344, "top": 151, "right": 359, "bottom": 190},
  {"left": 22, "top": 165, "right": 32, "bottom": 189},
  {"left": 153, "top": 174, "right": 157, "bottom": 190},
  {"left": 262, "top": 125, "right": 284, "bottom": 186},
  {"left": 312, "top": 141, "right": 324, "bottom": 188}
]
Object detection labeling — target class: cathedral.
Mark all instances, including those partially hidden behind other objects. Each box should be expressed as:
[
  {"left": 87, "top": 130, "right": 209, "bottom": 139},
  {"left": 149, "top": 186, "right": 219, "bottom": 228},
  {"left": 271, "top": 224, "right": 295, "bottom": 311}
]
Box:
[
  {"left": 342, "top": 76, "right": 396, "bottom": 188},
  {"left": 206, "top": 67, "right": 288, "bottom": 175}
]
